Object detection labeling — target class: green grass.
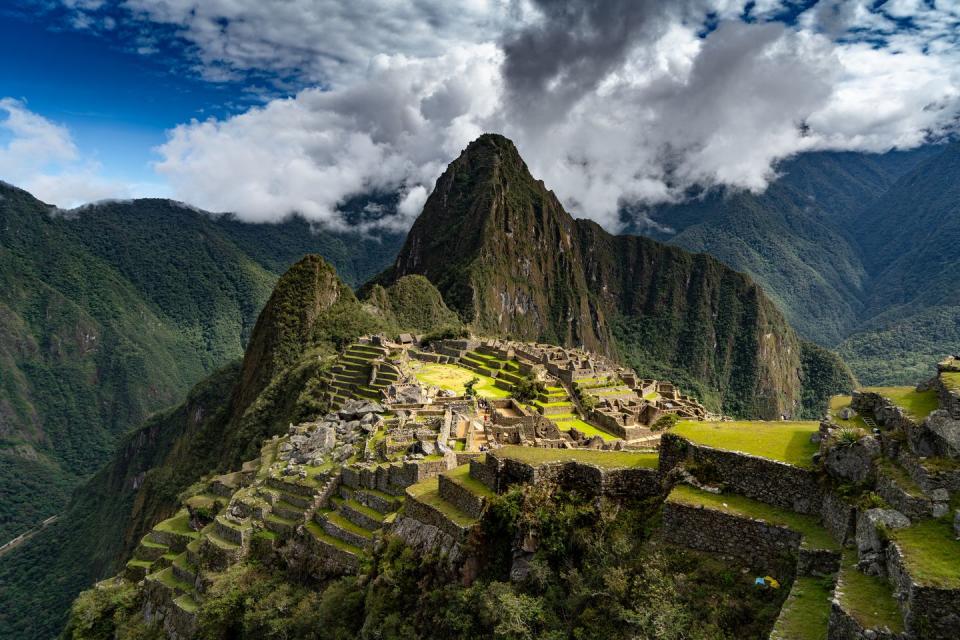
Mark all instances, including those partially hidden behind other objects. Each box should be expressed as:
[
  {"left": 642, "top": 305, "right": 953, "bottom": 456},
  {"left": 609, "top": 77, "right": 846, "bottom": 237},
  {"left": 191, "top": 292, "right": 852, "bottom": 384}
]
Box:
[
  {"left": 149, "top": 567, "right": 194, "bottom": 594},
  {"left": 667, "top": 485, "right": 840, "bottom": 551},
  {"left": 941, "top": 371, "right": 960, "bottom": 393},
  {"left": 671, "top": 420, "right": 820, "bottom": 468},
  {"left": 126, "top": 559, "right": 153, "bottom": 569},
  {"left": 828, "top": 395, "right": 868, "bottom": 430},
  {"left": 550, "top": 415, "right": 618, "bottom": 441},
  {"left": 860, "top": 387, "right": 939, "bottom": 422},
  {"left": 154, "top": 511, "right": 199, "bottom": 538},
  {"left": 174, "top": 594, "right": 199, "bottom": 613},
  {"left": 443, "top": 464, "right": 495, "bottom": 498},
  {"left": 835, "top": 551, "right": 904, "bottom": 633},
  {"left": 888, "top": 518, "right": 960, "bottom": 588},
  {"left": 406, "top": 479, "right": 478, "bottom": 527},
  {"left": 411, "top": 362, "right": 510, "bottom": 398},
  {"left": 325, "top": 512, "right": 374, "bottom": 538},
  {"left": 769, "top": 576, "right": 833, "bottom": 639},
  {"left": 875, "top": 459, "right": 925, "bottom": 498},
  {"left": 304, "top": 520, "right": 363, "bottom": 554},
  {"left": 343, "top": 499, "right": 386, "bottom": 523},
  {"left": 495, "top": 445, "right": 659, "bottom": 469}
]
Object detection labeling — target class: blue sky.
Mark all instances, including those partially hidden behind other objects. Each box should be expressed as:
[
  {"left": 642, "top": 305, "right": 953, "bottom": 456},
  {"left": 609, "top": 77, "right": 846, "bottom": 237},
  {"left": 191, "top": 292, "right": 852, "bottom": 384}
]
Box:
[{"left": 0, "top": 1, "right": 958, "bottom": 231}]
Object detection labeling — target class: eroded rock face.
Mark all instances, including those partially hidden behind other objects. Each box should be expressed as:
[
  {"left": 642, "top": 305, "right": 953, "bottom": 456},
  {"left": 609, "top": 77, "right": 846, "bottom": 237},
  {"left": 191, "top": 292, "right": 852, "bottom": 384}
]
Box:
[
  {"left": 924, "top": 411, "right": 960, "bottom": 458},
  {"left": 856, "top": 509, "right": 911, "bottom": 577},
  {"left": 824, "top": 436, "right": 881, "bottom": 484}
]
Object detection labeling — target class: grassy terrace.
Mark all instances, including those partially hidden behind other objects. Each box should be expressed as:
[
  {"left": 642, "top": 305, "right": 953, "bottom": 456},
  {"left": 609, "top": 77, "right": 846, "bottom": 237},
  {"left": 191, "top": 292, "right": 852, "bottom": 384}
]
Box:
[
  {"left": 860, "top": 386, "right": 939, "bottom": 422},
  {"left": 671, "top": 421, "right": 820, "bottom": 468},
  {"left": 888, "top": 518, "right": 960, "bottom": 589},
  {"left": 836, "top": 551, "right": 904, "bottom": 633},
  {"left": 667, "top": 485, "right": 839, "bottom": 551},
  {"left": 769, "top": 576, "right": 833, "bottom": 640},
  {"left": 550, "top": 414, "right": 617, "bottom": 441},
  {"left": 304, "top": 520, "right": 362, "bottom": 554},
  {"left": 495, "top": 445, "right": 659, "bottom": 469},
  {"left": 876, "top": 459, "right": 925, "bottom": 498},
  {"left": 443, "top": 463, "right": 494, "bottom": 498},
  {"left": 406, "top": 479, "right": 478, "bottom": 527},
  {"left": 828, "top": 395, "right": 868, "bottom": 430},
  {"left": 411, "top": 362, "right": 510, "bottom": 399},
  {"left": 941, "top": 371, "right": 960, "bottom": 393},
  {"left": 154, "top": 511, "right": 200, "bottom": 538}
]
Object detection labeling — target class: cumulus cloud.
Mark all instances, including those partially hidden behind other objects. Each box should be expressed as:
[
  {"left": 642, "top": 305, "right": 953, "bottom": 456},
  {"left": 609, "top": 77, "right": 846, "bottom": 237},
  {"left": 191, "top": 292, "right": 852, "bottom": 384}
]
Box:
[
  {"left": 148, "top": 1, "right": 960, "bottom": 231},
  {"left": 0, "top": 98, "right": 153, "bottom": 207},
  {"left": 35, "top": 0, "right": 960, "bottom": 230}
]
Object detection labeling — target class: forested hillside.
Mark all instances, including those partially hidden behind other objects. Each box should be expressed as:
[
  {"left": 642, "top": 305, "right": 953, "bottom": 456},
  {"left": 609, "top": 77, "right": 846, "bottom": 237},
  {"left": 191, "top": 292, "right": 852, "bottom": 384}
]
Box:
[{"left": 0, "top": 184, "right": 402, "bottom": 544}]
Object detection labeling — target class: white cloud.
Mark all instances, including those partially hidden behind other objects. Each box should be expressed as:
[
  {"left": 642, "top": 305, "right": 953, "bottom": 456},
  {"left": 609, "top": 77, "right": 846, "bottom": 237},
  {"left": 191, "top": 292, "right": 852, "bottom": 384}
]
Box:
[
  {"left": 150, "top": 1, "right": 960, "bottom": 231},
  {"left": 0, "top": 98, "right": 157, "bottom": 207},
  {"left": 33, "top": 0, "right": 960, "bottom": 230}
]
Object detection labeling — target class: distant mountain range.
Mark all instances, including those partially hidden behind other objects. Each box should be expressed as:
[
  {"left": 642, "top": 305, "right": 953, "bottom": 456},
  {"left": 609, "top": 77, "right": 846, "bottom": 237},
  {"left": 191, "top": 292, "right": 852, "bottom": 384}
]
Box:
[{"left": 632, "top": 143, "right": 959, "bottom": 386}]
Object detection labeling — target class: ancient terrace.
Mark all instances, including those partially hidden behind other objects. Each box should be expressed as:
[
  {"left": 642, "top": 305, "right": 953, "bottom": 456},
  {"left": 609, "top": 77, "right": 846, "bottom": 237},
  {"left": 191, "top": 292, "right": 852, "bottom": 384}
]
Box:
[{"left": 107, "top": 339, "right": 960, "bottom": 640}]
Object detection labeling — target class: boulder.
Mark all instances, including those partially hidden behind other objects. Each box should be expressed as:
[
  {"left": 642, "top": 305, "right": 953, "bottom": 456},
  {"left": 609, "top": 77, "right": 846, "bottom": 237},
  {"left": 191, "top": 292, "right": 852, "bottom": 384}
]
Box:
[
  {"left": 856, "top": 508, "right": 910, "bottom": 577},
  {"left": 824, "top": 436, "right": 881, "bottom": 483}
]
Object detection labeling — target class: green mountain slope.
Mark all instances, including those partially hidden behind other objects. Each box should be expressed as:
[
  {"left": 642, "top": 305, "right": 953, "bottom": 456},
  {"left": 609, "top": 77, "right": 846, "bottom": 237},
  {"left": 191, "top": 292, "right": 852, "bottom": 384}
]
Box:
[
  {"left": 373, "top": 134, "right": 850, "bottom": 419},
  {"left": 839, "top": 143, "right": 960, "bottom": 383},
  {"left": 630, "top": 145, "right": 953, "bottom": 385},
  {"left": 0, "top": 185, "right": 402, "bottom": 544},
  {"left": 0, "top": 256, "right": 458, "bottom": 639}
]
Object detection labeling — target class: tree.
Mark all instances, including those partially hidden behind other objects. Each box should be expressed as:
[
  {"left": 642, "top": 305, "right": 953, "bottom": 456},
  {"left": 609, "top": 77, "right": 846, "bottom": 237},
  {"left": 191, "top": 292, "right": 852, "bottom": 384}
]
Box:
[{"left": 464, "top": 377, "right": 480, "bottom": 398}]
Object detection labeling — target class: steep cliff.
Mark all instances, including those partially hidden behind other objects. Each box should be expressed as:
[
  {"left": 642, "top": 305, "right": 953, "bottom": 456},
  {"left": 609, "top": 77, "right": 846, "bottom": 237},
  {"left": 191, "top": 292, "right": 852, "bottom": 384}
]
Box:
[{"left": 375, "top": 134, "right": 842, "bottom": 418}]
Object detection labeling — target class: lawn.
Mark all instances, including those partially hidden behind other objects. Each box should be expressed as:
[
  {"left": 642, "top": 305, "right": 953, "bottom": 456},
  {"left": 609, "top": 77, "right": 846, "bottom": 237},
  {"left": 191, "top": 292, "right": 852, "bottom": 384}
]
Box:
[
  {"left": 888, "top": 518, "right": 960, "bottom": 588},
  {"left": 769, "top": 576, "right": 833, "bottom": 640},
  {"left": 495, "top": 445, "right": 659, "bottom": 469},
  {"left": 828, "top": 395, "right": 868, "bottom": 430},
  {"left": 667, "top": 484, "right": 839, "bottom": 551},
  {"left": 551, "top": 415, "right": 618, "bottom": 441},
  {"left": 154, "top": 511, "right": 199, "bottom": 538},
  {"left": 860, "top": 386, "right": 939, "bottom": 422},
  {"left": 836, "top": 550, "right": 904, "bottom": 633},
  {"left": 671, "top": 420, "right": 820, "bottom": 468},
  {"left": 411, "top": 362, "right": 510, "bottom": 399}
]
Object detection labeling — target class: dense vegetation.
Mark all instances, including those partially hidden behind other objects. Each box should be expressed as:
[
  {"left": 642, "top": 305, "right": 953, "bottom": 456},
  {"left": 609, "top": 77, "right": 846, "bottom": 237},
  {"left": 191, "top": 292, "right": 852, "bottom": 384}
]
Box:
[
  {"left": 0, "top": 256, "right": 456, "bottom": 639},
  {"left": 0, "top": 184, "right": 401, "bottom": 544},
  {"left": 64, "top": 483, "right": 787, "bottom": 640},
  {"left": 634, "top": 144, "right": 957, "bottom": 385}
]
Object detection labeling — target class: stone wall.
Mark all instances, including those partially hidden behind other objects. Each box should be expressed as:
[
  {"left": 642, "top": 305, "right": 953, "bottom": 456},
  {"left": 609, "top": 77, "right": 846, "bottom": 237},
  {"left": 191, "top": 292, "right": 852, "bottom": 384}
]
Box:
[
  {"left": 827, "top": 601, "right": 907, "bottom": 640},
  {"left": 438, "top": 474, "right": 486, "bottom": 519},
  {"left": 390, "top": 515, "right": 466, "bottom": 566},
  {"left": 474, "top": 451, "right": 662, "bottom": 500},
  {"left": 403, "top": 491, "right": 476, "bottom": 540},
  {"left": 886, "top": 542, "right": 960, "bottom": 640},
  {"left": 660, "top": 433, "right": 823, "bottom": 515},
  {"left": 663, "top": 501, "right": 800, "bottom": 571},
  {"left": 820, "top": 489, "right": 857, "bottom": 546},
  {"left": 935, "top": 377, "right": 960, "bottom": 420}
]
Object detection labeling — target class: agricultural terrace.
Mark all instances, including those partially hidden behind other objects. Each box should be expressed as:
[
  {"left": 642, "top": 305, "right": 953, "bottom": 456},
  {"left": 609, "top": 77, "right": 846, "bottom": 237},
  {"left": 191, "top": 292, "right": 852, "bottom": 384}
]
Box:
[
  {"left": 670, "top": 420, "right": 820, "bottom": 468},
  {"left": 410, "top": 362, "right": 510, "bottom": 399},
  {"left": 828, "top": 395, "right": 868, "bottom": 430},
  {"left": 860, "top": 386, "right": 939, "bottom": 422},
  {"left": 888, "top": 518, "right": 960, "bottom": 589},
  {"left": 941, "top": 371, "right": 960, "bottom": 392},
  {"left": 667, "top": 484, "right": 839, "bottom": 551},
  {"left": 495, "top": 445, "right": 659, "bottom": 469}
]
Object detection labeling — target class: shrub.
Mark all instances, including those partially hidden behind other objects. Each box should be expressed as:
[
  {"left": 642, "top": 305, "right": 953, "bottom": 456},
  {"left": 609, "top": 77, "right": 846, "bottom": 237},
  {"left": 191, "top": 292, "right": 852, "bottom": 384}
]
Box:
[
  {"left": 652, "top": 414, "right": 680, "bottom": 432},
  {"left": 833, "top": 428, "right": 866, "bottom": 448}
]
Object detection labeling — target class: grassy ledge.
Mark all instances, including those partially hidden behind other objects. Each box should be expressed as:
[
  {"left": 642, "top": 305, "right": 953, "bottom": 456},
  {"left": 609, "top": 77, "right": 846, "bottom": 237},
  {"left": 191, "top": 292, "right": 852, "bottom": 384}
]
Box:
[
  {"left": 443, "top": 464, "right": 495, "bottom": 498},
  {"left": 888, "top": 518, "right": 960, "bottom": 589},
  {"left": 671, "top": 421, "right": 820, "bottom": 468},
  {"left": 835, "top": 551, "right": 904, "bottom": 633},
  {"left": 495, "top": 445, "right": 659, "bottom": 469},
  {"left": 769, "top": 576, "right": 833, "bottom": 640},
  {"left": 941, "top": 371, "right": 960, "bottom": 393},
  {"left": 860, "top": 386, "right": 939, "bottom": 422},
  {"left": 828, "top": 396, "right": 868, "bottom": 430},
  {"left": 406, "top": 479, "right": 478, "bottom": 527},
  {"left": 667, "top": 484, "right": 839, "bottom": 551}
]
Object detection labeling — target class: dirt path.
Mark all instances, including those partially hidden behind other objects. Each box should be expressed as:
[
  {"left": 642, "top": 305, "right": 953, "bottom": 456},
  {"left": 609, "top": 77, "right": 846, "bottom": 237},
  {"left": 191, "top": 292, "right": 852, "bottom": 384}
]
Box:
[{"left": 0, "top": 514, "right": 59, "bottom": 558}]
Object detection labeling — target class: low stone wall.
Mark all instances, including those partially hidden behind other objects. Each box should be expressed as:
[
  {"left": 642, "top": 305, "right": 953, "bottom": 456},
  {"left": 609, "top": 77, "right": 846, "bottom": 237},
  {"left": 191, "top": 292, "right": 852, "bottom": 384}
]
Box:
[
  {"left": 403, "top": 491, "right": 476, "bottom": 540},
  {"left": 876, "top": 469, "right": 946, "bottom": 519},
  {"left": 438, "top": 475, "right": 486, "bottom": 519},
  {"left": 820, "top": 489, "right": 857, "bottom": 546},
  {"left": 285, "top": 527, "right": 358, "bottom": 576},
  {"left": 886, "top": 542, "right": 960, "bottom": 640},
  {"left": 476, "top": 451, "right": 662, "bottom": 500},
  {"left": 663, "top": 501, "right": 801, "bottom": 571},
  {"left": 827, "top": 601, "right": 907, "bottom": 640},
  {"left": 936, "top": 377, "right": 960, "bottom": 420},
  {"left": 897, "top": 452, "right": 960, "bottom": 494},
  {"left": 660, "top": 433, "right": 823, "bottom": 515},
  {"left": 390, "top": 515, "right": 466, "bottom": 566}
]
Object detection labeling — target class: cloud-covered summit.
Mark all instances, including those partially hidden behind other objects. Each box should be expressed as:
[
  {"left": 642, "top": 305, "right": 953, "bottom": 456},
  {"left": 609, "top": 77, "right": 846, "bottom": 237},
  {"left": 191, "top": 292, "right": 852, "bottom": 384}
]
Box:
[{"left": 5, "top": 0, "right": 960, "bottom": 231}]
